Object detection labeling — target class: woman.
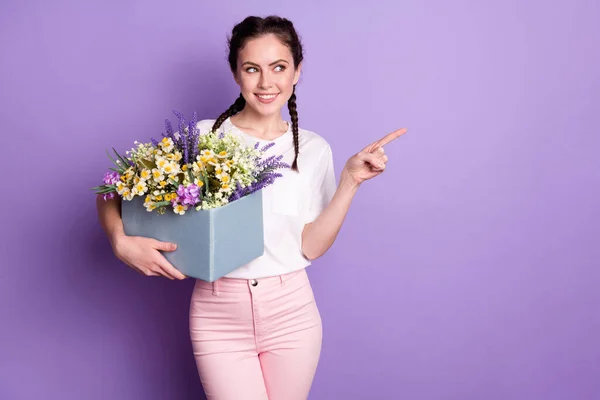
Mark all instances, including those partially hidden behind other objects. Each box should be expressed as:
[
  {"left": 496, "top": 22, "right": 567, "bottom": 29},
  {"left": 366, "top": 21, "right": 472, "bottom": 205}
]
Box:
[{"left": 97, "top": 15, "right": 405, "bottom": 400}]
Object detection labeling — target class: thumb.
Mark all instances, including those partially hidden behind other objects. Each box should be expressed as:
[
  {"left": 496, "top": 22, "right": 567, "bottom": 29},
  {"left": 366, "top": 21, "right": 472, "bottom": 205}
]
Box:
[{"left": 152, "top": 240, "right": 177, "bottom": 252}]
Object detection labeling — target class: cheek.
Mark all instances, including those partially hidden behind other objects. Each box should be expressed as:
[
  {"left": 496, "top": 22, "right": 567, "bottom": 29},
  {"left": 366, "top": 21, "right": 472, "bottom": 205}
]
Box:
[{"left": 276, "top": 74, "right": 296, "bottom": 92}]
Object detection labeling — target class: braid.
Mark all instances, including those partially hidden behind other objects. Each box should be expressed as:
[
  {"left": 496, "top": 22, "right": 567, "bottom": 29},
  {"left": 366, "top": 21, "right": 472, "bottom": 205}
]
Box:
[
  {"left": 211, "top": 93, "right": 246, "bottom": 133},
  {"left": 288, "top": 85, "right": 300, "bottom": 172}
]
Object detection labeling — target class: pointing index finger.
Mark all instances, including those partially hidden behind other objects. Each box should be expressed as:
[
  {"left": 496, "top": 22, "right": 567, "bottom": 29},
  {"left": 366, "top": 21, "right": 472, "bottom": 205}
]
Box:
[
  {"left": 363, "top": 128, "right": 408, "bottom": 153},
  {"left": 376, "top": 128, "right": 407, "bottom": 147}
]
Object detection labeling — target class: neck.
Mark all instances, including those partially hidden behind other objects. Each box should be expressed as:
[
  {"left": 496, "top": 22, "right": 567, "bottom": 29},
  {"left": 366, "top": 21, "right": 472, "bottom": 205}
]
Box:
[{"left": 231, "top": 108, "right": 287, "bottom": 138}]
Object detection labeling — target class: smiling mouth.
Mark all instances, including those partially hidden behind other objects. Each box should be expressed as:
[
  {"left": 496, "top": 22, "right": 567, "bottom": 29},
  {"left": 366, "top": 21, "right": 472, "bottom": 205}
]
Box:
[{"left": 255, "top": 93, "right": 279, "bottom": 100}]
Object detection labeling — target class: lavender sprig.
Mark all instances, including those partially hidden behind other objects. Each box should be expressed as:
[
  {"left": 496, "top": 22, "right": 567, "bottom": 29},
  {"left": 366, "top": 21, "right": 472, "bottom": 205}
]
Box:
[
  {"left": 229, "top": 172, "right": 283, "bottom": 201},
  {"left": 188, "top": 111, "right": 199, "bottom": 162},
  {"left": 172, "top": 110, "right": 189, "bottom": 165}
]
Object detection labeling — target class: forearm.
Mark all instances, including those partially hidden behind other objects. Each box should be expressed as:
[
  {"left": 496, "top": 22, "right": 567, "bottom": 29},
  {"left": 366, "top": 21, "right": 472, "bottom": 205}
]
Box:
[
  {"left": 301, "top": 172, "right": 359, "bottom": 260},
  {"left": 96, "top": 194, "right": 126, "bottom": 248}
]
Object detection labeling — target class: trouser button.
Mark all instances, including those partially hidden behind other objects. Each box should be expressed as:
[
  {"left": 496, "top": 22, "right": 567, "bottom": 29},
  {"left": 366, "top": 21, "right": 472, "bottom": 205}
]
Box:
[{"left": 250, "top": 279, "right": 258, "bottom": 287}]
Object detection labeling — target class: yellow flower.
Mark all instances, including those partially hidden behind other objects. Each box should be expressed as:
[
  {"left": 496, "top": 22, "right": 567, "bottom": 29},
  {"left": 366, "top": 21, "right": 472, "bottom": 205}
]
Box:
[
  {"left": 124, "top": 167, "right": 135, "bottom": 179},
  {"left": 155, "top": 194, "right": 163, "bottom": 201},
  {"left": 217, "top": 150, "right": 228, "bottom": 159},
  {"left": 159, "top": 180, "right": 167, "bottom": 188},
  {"left": 221, "top": 183, "right": 230, "bottom": 190},
  {"left": 182, "top": 164, "right": 188, "bottom": 171},
  {"left": 194, "top": 179, "right": 204, "bottom": 187},
  {"left": 221, "top": 174, "right": 230, "bottom": 184}
]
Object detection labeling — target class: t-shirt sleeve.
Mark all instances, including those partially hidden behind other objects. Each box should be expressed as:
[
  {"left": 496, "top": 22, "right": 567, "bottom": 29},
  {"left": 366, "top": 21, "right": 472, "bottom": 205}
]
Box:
[
  {"left": 196, "top": 119, "right": 217, "bottom": 134},
  {"left": 304, "top": 144, "right": 337, "bottom": 224}
]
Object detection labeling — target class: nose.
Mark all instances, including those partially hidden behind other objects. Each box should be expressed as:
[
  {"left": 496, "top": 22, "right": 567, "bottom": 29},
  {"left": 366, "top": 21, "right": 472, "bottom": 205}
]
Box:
[{"left": 258, "top": 71, "right": 272, "bottom": 89}]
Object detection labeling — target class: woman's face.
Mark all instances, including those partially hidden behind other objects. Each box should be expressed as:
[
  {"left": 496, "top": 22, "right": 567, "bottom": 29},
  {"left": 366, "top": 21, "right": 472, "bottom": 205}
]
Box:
[{"left": 234, "top": 34, "right": 301, "bottom": 118}]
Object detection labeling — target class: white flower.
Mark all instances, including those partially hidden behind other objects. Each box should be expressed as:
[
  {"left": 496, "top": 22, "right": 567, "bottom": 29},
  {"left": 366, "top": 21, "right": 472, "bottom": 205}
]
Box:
[
  {"left": 151, "top": 168, "right": 164, "bottom": 182},
  {"left": 159, "top": 137, "right": 174, "bottom": 152},
  {"left": 162, "top": 162, "right": 180, "bottom": 176},
  {"left": 139, "top": 169, "right": 151, "bottom": 181},
  {"left": 173, "top": 204, "right": 188, "bottom": 215},
  {"left": 132, "top": 180, "right": 148, "bottom": 196}
]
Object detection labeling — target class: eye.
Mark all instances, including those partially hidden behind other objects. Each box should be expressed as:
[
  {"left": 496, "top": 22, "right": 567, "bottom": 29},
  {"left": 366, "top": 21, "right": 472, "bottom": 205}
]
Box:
[
  {"left": 245, "top": 67, "right": 258, "bottom": 73},
  {"left": 274, "top": 65, "right": 286, "bottom": 72}
]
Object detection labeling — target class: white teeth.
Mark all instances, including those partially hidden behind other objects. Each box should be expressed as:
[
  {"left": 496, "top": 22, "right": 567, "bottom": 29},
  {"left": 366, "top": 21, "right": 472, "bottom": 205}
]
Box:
[{"left": 257, "top": 94, "right": 277, "bottom": 99}]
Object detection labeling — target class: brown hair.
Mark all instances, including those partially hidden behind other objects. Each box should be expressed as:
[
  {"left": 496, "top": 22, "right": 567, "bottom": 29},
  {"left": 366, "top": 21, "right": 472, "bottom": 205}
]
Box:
[{"left": 211, "top": 15, "right": 304, "bottom": 171}]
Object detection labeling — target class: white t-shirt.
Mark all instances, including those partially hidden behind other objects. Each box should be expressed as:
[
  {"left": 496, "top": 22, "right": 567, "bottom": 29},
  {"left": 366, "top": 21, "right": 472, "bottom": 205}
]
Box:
[{"left": 195, "top": 116, "right": 337, "bottom": 279}]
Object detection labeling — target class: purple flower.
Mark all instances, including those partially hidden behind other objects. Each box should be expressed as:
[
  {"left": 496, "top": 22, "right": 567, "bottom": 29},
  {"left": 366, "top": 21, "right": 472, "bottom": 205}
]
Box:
[
  {"left": 176, "top": 183, "right": 201, "bottom": 206},
  {"left": 172, "top": 110, "right": 189, "bottom": 163},
  {"left": 103, "top": 171, "right": 120, "bottom": 185},
  {"left": 188, "top": 111, "right": 200, "bottom": 161},
  {"left": 260, "top": 142, "right": 276, "bottom": 152},
  {"left": 103, "top": 192, "right": 116, "bottom": 201},
  {"left": 229, "top": 172, "right": 283, "bottom": 202}
]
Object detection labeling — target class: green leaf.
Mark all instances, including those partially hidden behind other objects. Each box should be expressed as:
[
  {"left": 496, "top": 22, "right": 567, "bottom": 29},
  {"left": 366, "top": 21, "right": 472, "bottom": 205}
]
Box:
[
  {"left": 112, "top": 147, "right": 130, "bottom": 169},
  {"left": 105, "top": 148, "right": 117, "bottom": 163},
  {"left": 139, "top": 158, "right": 155, "bottom": 170},
  {"left": 203, "top": 172, "right": 209, "bottom": 194},
  {"left": 152, "top": 201, "right": 171, "bottom": 207}
]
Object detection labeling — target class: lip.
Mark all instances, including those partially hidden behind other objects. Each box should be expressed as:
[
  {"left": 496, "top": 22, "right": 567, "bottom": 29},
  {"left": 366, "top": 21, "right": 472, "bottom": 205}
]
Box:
[{"left": 255, "top": 93, "right": 279, "bottom": 104}]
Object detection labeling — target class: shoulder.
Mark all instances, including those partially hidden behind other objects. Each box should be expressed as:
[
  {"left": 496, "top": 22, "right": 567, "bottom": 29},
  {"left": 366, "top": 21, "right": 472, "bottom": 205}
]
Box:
[
  {"left": 298, "top": 125, "right": 332, "bottom": 156},
  {"left": 196, "top": 119, "right": 218, "bottom": 134}
]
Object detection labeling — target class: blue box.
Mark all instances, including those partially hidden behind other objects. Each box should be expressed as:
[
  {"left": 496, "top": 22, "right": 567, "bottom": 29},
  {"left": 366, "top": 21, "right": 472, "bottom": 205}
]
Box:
[{"left": 121, "top": 190, "right": 264, "bottom": 282}]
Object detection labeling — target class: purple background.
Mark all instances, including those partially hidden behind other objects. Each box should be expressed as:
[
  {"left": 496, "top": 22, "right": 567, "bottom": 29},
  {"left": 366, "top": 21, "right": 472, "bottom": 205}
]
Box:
[{"left": 2, "top": 0, "right": 599, "bottom": 399}]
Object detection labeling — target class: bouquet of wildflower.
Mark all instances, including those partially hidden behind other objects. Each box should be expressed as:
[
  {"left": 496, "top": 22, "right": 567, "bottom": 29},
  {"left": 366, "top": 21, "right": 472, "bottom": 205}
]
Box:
[{"left": 92, "top": 111, "right": 288, "bottom": 215}]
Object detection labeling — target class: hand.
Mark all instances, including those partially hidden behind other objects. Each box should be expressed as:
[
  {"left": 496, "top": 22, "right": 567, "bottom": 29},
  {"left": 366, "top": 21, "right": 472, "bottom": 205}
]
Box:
[
  {"left": 111, "top": 234, "right": 187, "bottom": 280},
  {"left": 342, "top": 128, "right": 408, "bottom": 186}
]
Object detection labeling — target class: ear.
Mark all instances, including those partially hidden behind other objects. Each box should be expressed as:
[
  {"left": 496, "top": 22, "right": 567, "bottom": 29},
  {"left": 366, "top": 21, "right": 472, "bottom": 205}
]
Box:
[
  {"left": 293, "top": 62, "right": 302, "bottom": 86},
  {"left": 232, "top": 69, "right": 240, "bottom": 86}
]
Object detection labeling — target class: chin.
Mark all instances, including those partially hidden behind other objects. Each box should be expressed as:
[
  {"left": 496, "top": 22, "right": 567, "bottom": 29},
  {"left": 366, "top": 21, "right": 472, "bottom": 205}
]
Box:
[{"left": 249, "top": 101, "right": 285, "bottom": 117}]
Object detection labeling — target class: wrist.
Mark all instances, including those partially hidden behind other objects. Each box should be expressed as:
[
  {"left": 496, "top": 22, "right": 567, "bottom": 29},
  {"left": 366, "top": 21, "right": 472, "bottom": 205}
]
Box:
[
  {"left": 339, "top": 169, "right": 361, "bottom": 193},
  {"left": 109, "top": 230, "right": 127, "bottom": 250}
]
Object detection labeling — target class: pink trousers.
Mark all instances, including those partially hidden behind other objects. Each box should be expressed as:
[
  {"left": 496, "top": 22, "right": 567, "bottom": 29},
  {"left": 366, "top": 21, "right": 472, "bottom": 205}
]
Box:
[{"left": 189, "top": 268, "right": 323, "bottom": 400}]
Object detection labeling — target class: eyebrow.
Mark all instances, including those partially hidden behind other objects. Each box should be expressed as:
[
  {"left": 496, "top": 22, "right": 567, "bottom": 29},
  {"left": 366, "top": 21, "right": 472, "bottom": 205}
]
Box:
[{"left": 241, "top": 59, "right": 289, "bottom": 67}]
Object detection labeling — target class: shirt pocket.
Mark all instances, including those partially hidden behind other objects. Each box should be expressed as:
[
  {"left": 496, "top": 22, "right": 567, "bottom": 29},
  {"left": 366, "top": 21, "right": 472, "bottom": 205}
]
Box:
[{"left": 270, "top": 169, "right": 306, "bottom": 217}]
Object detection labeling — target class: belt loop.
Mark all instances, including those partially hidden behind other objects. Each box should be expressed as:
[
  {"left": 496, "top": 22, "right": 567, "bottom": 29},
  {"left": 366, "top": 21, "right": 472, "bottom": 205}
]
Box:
[{"left": 212, "top": 279, "right": 219, "bottom": 296}]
